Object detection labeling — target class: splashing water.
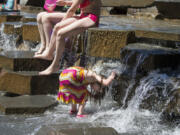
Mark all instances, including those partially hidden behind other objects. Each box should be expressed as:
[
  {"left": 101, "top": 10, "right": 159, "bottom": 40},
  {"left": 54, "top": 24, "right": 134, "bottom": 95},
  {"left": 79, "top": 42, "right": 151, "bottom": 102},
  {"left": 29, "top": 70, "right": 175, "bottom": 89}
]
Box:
[{"left": 0, "top": 24, "right": 19, "bottom": 51}]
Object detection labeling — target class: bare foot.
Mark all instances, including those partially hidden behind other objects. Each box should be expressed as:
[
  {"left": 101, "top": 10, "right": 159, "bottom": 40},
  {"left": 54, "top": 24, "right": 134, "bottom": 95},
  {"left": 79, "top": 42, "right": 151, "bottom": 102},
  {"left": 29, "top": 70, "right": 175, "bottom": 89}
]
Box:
[
  {"left": 35, "top": 46, "right": 45, "bottom": 55},
  {"left": 34, "top": 49, "right": 53, "bottom": 60},
  {"left": 39, "top": 65, "right": 59, "bottom": 75}
]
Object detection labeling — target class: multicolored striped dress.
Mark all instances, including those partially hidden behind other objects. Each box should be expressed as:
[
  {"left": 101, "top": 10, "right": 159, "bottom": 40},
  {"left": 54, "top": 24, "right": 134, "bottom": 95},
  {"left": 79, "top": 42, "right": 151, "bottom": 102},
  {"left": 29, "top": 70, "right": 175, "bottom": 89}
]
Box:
[{"left": 57, "top": 66, "right": 90, "bottom": 104}]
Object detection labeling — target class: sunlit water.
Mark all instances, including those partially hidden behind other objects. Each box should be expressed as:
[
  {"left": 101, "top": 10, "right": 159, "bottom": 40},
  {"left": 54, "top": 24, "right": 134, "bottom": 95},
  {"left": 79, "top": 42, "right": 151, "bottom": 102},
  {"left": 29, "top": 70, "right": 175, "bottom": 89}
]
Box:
[
  {"left": 0, "top": 24, "right": 180, "bottom": 135},
  {"left": 0, "top": 68, "right": 179, "bottom": 135}
]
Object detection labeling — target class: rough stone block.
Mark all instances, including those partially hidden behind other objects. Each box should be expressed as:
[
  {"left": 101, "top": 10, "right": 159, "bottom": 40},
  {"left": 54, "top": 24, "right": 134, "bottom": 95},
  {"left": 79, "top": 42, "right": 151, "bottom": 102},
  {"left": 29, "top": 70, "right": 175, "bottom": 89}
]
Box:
[
  {"left": 23, "top": 22, "right": 40, "bottom": 42},
  {"left": 20, "top": 5, "right": 44, "bottom": 14},
  {"left": 3, "top": 22, "right": 22, "bottom": 35},
  {"left": 0, "top": 95, "right": 58, "bottom": 114},
  {"left": 121, "top": 43, "right": 180, "bottom": 74},
  {"left": 36, "top": 124, "right": 118, "bottom": 135},
  {"left": 0, "top": 51, "right": 52, "bottom": 71},
  {"left": 0, "top": 70, "right": 59, "bottom": 95},
  {"left": 135, "top": 30, "right": 180, "bottom": 42},
  {"left": 87, "top": 28, "right": 135, "bottom": 58},
  {"left": 22, "top": 14, "right": 37, "bottom": 23},
  {"left": 20, "top": 0, "right": 45, "bottom": 7},
  {"left": 101, "top": 0, "right": 154, "bottom": 7},
  {"left": 0, "top": 12, "right": 22, "bottom": 24},
  {"left": 20, "top": 0, "right": 154, "bottom": 8},
  {"left": 100, "top": 16, "right": 180, "bottom": 42}
]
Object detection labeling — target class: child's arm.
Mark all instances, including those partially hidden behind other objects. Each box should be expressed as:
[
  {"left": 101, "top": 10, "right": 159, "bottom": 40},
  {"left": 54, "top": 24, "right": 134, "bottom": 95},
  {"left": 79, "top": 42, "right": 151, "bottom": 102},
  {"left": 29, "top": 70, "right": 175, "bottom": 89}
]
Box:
[
  {"left": 85, "top": 70, "right": 116, "bottom": 86},
  {"left": 60, "top": 0, "right": 81, "bottom": 21},
  {"left": 56, "top": 0, "right": 73, "bottom": 6}
]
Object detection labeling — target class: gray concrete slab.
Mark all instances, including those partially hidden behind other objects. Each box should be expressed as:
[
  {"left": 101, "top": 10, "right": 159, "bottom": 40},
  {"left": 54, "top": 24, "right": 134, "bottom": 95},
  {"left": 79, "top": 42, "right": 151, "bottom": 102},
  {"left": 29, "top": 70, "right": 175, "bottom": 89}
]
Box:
[
  {"left": 0, "top": 69, "right": 59, "bottom": 95},
  {"left": 0, "top": 95, "right": 58, "bottom": 114},
  {"left": 0, "top": 51, "right": 52, "bottom": 71}
]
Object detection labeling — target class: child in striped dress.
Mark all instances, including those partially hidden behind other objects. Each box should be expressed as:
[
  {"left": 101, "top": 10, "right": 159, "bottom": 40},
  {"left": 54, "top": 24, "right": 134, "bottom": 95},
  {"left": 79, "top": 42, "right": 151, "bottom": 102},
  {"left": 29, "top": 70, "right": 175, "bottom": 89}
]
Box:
[{"left": 57, "top": 66, "right": 116, "bottom": 118}]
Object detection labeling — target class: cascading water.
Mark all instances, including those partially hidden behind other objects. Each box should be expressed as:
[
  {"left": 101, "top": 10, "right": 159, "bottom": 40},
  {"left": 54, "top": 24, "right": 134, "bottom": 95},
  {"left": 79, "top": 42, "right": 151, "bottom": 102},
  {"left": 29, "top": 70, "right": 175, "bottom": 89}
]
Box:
[
  {"left": 0, "top": 24, "right": 18, "bottom": 51},
  {"left": 0, "top": 21, "right": 180, "bottom": 135},
  {"left": 0, "top": 59, "right": 179, "bottom": 135}
]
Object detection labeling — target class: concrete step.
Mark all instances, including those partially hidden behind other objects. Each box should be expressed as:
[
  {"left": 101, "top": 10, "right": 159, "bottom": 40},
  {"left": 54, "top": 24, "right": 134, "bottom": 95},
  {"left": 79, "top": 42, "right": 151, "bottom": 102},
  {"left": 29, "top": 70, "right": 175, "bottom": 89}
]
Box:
[
  {"left": 87, "top": 16, "right": 180, "bottom": 59},
  {"left": 0, "top": 51, "right": 52, "bottom": 71},
  {"left": 21, "top": 13, "right": 37, "bottom": 23},
  {"left": 36, "top": 124, "right": 118, "bottom": 135},
  {"left": 0, "top": 69, "right": 59, "bottom": 95},
  {"left": 22, "top": 22, "right": 40, "bottom": 42},
  {"left": 101, "top": 0, "right": 154, "bottom": 7},
  {"left": 121, "top": 43, "right": 180, "bottom": 74},
  {"left": 21, "top": 0, "right": 154, "bottom": 8},
  {"left": 3, "top": 22, "right": 22, "bottom": 35},
  {"left": 0, "top": 94, "right": 58, "bottom": 114},
  {"left": 0, "top": 12, "right": 22, "bottom": 24},
  {"left": 20, "top": 5, "right": 43, "bottom": 14}
]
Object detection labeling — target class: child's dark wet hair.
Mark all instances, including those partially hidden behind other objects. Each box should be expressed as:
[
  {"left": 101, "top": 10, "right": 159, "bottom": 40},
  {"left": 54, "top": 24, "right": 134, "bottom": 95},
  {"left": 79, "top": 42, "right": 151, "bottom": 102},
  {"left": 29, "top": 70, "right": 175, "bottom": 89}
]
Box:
[{"left": 89, "top": 76, "right": 108, "bottom": 105}]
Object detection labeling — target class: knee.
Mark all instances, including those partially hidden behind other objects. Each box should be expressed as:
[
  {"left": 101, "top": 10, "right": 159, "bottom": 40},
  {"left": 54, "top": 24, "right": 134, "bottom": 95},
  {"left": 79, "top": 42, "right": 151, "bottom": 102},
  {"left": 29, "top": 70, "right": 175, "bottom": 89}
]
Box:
[
  {"left": 56, "top": 30, "right": 66, "bottom": 40},
  {"left": 41, "top": 14, "right": 51, "bottom": 24},
  {"left": 53, "top": 24, "right": 61, "bottom": 34},
  {"left": 37, "top": 12, "right": 47, "bottom": 23}
]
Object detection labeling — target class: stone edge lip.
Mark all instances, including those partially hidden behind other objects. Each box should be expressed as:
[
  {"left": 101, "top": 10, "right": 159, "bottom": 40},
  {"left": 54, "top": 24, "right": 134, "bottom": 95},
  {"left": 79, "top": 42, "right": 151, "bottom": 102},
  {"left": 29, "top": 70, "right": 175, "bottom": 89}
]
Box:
[
  {"left": 0, "top": 95, "right": 58, "bottom": 114},
  {"left": 36, "top": 125, "right": 119, "bottom": 135},
  {"left": 154, "top": 0, "right": 180, "bottom": 3}
]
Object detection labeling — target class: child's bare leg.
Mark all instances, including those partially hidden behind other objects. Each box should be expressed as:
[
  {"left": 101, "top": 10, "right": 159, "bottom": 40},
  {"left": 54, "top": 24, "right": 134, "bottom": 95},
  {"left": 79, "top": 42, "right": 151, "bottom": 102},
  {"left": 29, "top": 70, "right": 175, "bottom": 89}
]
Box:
[
  {"left": 35, "top": 12, "right": 66, "bottom": 56},
  {"left": 71, "top": 104, "right": 77, "bottom": 112},
  {"left": 38, "top": 33, "right": 66, "bottom": 75},
  {"left": 42, "top": 13, "right": 66, "bottom": 49},
  {"left": 35, "top": 12, "right": 47, "bottom": 55},
  {"left": 77, "top": 103, "right": 86, "bottom": 115},
  {"left": 39, "top": 17, "right": 94, "bottom": 75},
  {"left": 35, "top": 18, "right": 77, "bottom": 61}
]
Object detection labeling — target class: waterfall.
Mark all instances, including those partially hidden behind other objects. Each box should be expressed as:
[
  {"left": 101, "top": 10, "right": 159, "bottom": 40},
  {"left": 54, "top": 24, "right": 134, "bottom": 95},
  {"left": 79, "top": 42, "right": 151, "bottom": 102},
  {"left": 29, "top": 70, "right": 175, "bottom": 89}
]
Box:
[{"left": 0, "top": 24, "right": 17, "bottom": 51}]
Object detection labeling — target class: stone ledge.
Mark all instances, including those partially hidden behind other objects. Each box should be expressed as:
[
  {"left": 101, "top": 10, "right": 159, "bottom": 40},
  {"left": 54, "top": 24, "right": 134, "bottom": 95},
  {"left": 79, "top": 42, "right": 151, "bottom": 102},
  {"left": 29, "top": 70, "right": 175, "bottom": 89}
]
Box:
[
  {"left": 23, "top": 22, "right": 40, "bottom": 42},
  {"left": 0, "top": 70, "right": 59, "bottom": 95},
  {"left": 135, "top": 30, "right": 180, "bottom": 42},
  {"left": 0, "top": 12, "right": 22, "bottom": 24},
  {"left": 36, "top": 124, "right": 118, "bottom": 135},
  {"left": 21, "top": 14, "right": 37, "bottom": 23},
  {"left": 0, "top": 51, "right": 52, "bottom": 71},
  {"left": 3, "top": 22, "right": 22, "bottom": 35},
  {"left": 102, "top": 0, "right": 154, "bottom": 7},
  {"left": 87, "top": 28, "right": 135, "bottom": 58},
  {"left": 21, "top": 0, "right": 155, "bottom": 8},
  {"left": 121, "top": 43, "right": 180, "bottom": 73},
  {"left": 0, "top": 95, "right": 58, "bottom": 114}
]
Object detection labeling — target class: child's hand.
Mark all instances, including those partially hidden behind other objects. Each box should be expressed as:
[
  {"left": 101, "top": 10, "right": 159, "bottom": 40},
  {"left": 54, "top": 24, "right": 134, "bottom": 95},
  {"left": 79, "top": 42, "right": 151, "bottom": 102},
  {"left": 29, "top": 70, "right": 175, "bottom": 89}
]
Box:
[{"left": 110, "top": 71, "right": 116, "bottom": 80}]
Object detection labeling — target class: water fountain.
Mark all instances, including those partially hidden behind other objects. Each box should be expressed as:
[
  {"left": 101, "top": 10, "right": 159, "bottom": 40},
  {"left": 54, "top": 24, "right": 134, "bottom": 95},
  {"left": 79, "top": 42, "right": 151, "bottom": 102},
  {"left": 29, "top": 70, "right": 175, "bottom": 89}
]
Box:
[{"left": 0, "top": 0, "right": 180, "bottom": 135}]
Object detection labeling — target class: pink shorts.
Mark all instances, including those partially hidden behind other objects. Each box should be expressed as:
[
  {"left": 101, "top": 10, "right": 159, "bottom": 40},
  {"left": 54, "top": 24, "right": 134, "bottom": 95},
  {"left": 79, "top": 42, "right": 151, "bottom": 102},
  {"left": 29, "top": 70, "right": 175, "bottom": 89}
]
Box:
[{"left": 79, "top": 13, "right": 98, "bottom": 25}]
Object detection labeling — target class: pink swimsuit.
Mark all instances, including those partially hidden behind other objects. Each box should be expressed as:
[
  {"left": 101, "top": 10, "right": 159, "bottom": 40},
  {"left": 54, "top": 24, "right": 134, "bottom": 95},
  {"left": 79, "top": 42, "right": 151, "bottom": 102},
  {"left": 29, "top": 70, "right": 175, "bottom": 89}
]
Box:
[{"left": 79, "top": 0, "right": 98, "bottom": 24}]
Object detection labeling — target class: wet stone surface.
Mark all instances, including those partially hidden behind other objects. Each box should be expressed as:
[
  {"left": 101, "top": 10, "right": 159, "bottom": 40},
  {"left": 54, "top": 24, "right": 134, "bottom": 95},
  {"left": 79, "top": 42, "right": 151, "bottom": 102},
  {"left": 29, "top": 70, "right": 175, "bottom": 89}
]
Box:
[
  {"left": 121, "top": 43, "right": 180, "bottom": 74},
  {"left": 0, "top": 51, "right": 52, "bottom": 71},
  {"left": 3, "top": 22, "right": 22, "bottom": 35},
  {"left": 0, "top": 14, "right": 22, "bottom": 24},
  {"left": 0, "top": 70, "right": 59, "bottom": 95},
  {"left": 0, "top": 95, "right": 58, "bottom": 114},
  {"left": 23, "top": 22, "right": 40, "bottom": 42},
  {"left": 36, "top": 123, "right": 119, "bottom": 135}
]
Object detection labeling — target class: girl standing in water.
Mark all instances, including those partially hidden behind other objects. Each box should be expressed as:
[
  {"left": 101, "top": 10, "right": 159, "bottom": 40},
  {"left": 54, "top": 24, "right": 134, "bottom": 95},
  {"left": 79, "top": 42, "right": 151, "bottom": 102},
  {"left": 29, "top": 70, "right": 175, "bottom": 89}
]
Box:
[{"left": 57, "top": 66, "right": 116, "bottom": 118}]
